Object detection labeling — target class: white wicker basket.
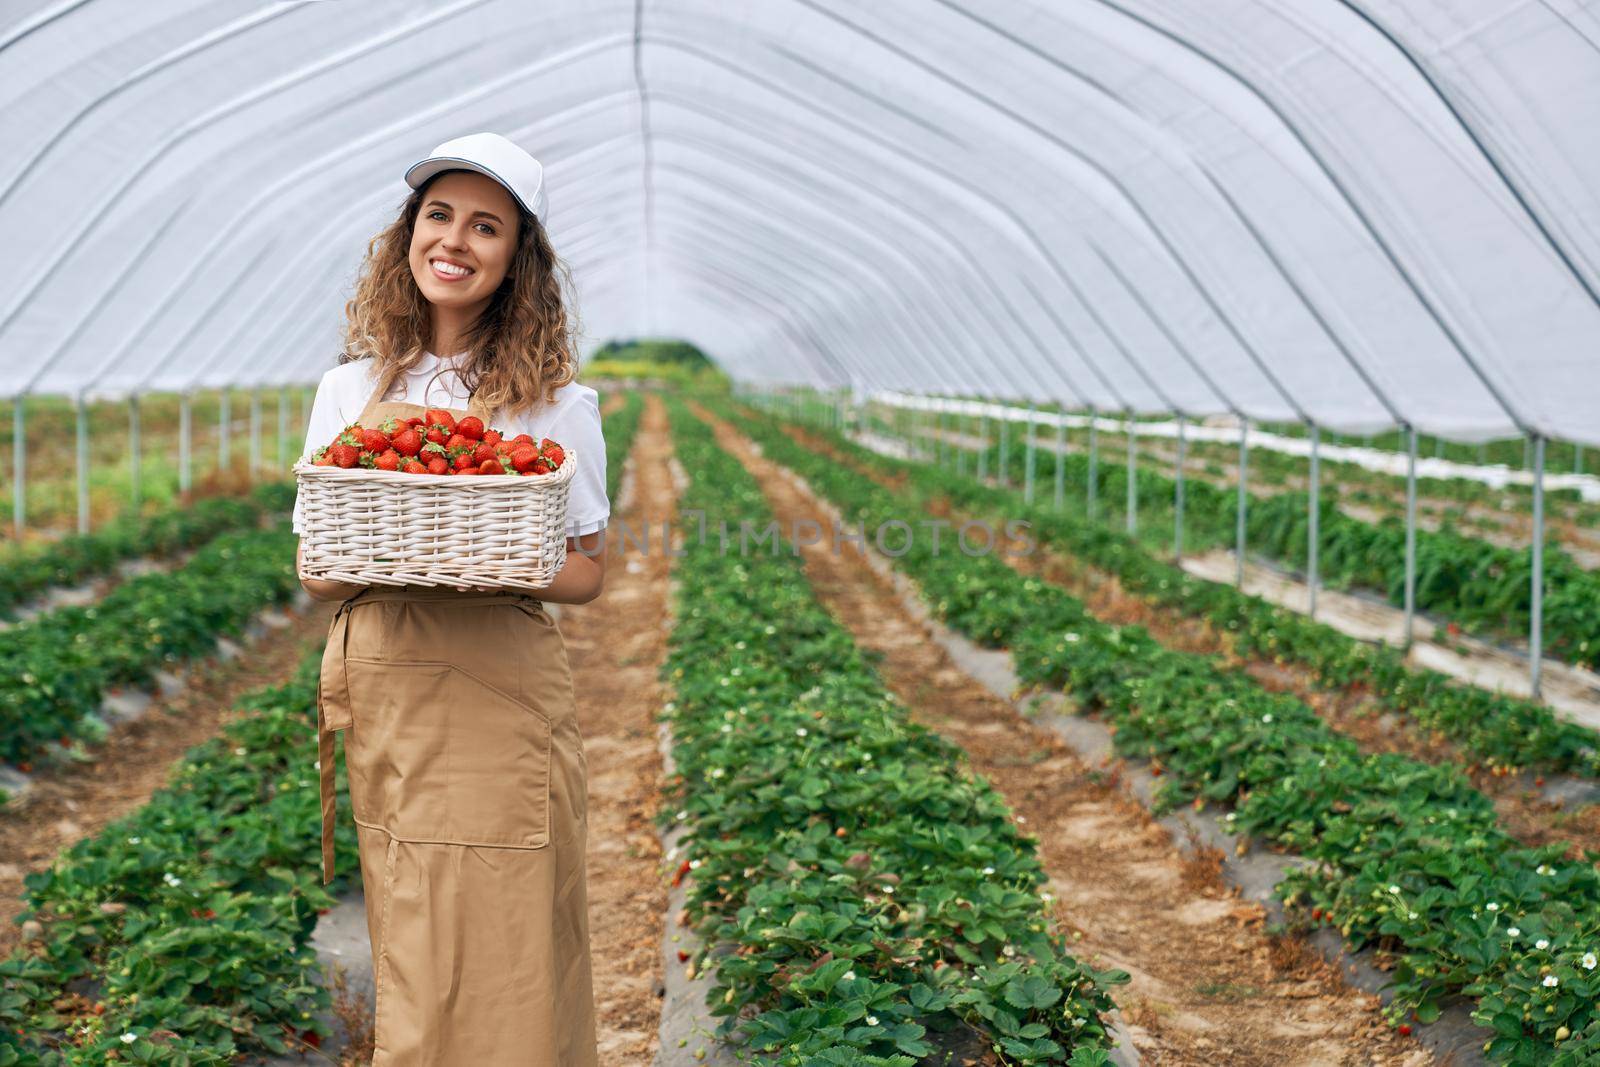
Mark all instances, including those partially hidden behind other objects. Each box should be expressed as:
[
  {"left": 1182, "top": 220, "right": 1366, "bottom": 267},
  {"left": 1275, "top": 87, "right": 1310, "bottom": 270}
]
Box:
[{"left": 293, "top": 448, "right": 578, "bottom": 590}]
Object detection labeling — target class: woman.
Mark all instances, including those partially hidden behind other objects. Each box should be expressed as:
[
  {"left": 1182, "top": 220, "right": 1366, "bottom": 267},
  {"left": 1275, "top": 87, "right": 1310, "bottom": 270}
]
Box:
[{"left": 291, "top": 132, "right": 606, "bottom": 1066}]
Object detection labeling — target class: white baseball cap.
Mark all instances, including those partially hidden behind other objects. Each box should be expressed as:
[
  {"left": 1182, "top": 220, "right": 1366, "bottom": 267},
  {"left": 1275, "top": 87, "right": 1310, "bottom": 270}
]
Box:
[{"left": 404, "top": 131, "right": 548, "bottom": 221}]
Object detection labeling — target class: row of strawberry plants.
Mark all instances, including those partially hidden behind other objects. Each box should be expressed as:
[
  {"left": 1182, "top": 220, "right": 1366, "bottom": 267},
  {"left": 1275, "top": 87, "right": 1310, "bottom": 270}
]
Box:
[
  {"left": 804, "top": 411, "right": 1599, "bottom": 777},
  {"left": 952, "top": 421, "right": 1600, "bottom": 672},
  {"left": 0, "top": 483, "right": 295, "bottom": 621},
  {"left": 0, "top": 523, "right": 301, "bottom": 764},
  {"left": 602, "top": 391, "right": 643, "bottom": 501},
  {"left": 717, "top": 398, "right": 1600, "bottom": 1064},
  {"left": 660, "top": 397, "right": 1128, "bottom": 1066},
  {"left": 0, "top": 652, "right": 361, "bottom": 1064}
]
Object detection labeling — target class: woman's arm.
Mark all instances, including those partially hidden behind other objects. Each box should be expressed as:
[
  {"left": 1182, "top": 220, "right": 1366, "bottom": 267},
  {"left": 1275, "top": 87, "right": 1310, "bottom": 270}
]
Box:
[
  {"left": 296, "top": 541, "right": 369, "bottom": 602},
  {"left": 525, "top": 531, "right": 606, "bottom": 604}
]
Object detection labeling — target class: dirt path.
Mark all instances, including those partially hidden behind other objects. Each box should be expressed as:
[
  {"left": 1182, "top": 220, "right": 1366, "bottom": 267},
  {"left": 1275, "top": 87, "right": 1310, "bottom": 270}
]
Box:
[
  {"left": 0, "top": 597, "right": 337, "bottom": 956},
  {"left": 804, "top": 421, "right": 1600, "bottom": 863},
  {"left": 695, "top": 402, "right": 1425, "bottom": 1067},
  {"left": 561, "top": 392, "right": 674, "bottom": 1064}
]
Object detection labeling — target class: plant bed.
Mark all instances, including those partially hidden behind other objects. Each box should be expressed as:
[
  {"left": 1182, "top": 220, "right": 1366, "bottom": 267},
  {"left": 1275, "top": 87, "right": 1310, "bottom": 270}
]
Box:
[
  {"left": 718, "top": 396, "right": 1600, "bottom": 1065},
  {"left": 658, "top": 396, "right": 1129, "bottom": 1066}
]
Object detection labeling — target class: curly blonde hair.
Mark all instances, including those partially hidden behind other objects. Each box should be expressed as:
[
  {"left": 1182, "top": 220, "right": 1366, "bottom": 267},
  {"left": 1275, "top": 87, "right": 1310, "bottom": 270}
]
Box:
[{"left": 340, "top": 176, "right": 583, "bottom": 414}]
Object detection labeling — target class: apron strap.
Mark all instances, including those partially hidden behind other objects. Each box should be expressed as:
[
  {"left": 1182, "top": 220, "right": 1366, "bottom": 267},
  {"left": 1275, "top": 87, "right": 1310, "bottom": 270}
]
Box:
[{"left": 317, "top": 598, "right": 358, "bottom": 885}]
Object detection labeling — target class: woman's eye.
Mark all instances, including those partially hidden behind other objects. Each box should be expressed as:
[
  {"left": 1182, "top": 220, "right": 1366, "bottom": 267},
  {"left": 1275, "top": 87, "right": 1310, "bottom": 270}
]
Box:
[
  {"left": 475, "top": 222, "right": 495, "bottom": 235},
  {"left": 428, "top": 210, "right": 447, "bottom": 222}
]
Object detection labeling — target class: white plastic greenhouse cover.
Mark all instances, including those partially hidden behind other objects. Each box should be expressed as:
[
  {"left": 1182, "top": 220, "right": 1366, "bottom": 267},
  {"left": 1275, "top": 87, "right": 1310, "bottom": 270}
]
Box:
[{"left": 2, "top": 0, "right": 1598, "bottom": 445}]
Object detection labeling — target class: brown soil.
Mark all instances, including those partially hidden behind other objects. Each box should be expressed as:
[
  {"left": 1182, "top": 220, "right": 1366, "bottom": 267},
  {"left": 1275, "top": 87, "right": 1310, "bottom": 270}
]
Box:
[
  {"left": 0, "top": 597, "right": 337, "bottom": 955},
  {"left": 794, "top": 421, "right": 1600, "bottom": 863},
  {"left": 562, "top": 392, "right": 675, "bottom": 1064},
  {"left": 696, "top": 402, "right": 1427, "bottom": 1067}
]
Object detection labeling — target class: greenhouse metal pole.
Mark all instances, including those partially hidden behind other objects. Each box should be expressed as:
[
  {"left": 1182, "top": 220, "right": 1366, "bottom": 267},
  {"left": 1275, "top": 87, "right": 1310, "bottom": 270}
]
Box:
[
  {"left": 1023, "top": 405, "right": 1036, "bottom": 505},
  {"left": 1532, "top": 435, "right": 1546, "bottom": 701},
  {"left": 955, "top": 406, "right": 968, "bottom": 476},
  {"left": 1173, "top": 415, "right": 1186, "bottom": 561},
  {"left": 75, "top": 394, "right": 89, "bottom": 535},
  {"left": 998, "top": 409, "right": 1010, "bottom": 487},
  {"left": 249, "top": 387, "right": 262, "bottom": 482},
  {"left": 129, "top": 392, "right": 141, "bottom": 513},
  {"left": 1236, "top": 419, "right": 1250, "bottom": 587},
  {"left": 1404, "top": 428, "right": 1418, "bottom": 646},
  {"left": 179, "top": 392, "right": 192, "bottom": 494},
  {"left": 218, "top": 390, "right": 231, "bottom": 472},
  {"left": 1576, "top": 444, "right": 1584, "bottom": 475},
  {"left": 1125, "top": 412, "right": 1137, "bottom": 536},
  {"left": 277, "top": 386, "right": 289, "bottom": 468},
  {"left": 977, "top": 413, "right": 989, "bottom": 481},
  {"left": 12, "top": 399, "right": 24, "bottom": 538},
  {"left": 1087, "top": 407, "right": 1099, "bottom": 519},
  {"left": 1308, "top": 425, "right": 1321, "bottom": 619},
  {"left": 1053, "top": 414, "right": 1066, "bottom": 511}
]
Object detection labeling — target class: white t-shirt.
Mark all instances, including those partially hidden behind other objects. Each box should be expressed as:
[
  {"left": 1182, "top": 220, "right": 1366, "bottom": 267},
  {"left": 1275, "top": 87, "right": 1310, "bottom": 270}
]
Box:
[{"left": 291, "top": 351, "right": 609, "bottom": 538}]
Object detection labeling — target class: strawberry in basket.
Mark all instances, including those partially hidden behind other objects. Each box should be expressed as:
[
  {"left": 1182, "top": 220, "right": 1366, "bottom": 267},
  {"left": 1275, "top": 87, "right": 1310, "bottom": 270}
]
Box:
[{"left": 310, "top": 418, "right": 565, "bottom": 477}]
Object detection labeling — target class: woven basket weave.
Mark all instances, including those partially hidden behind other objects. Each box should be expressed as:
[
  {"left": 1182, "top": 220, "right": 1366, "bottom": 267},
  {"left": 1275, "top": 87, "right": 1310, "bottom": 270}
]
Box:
[{"left": 293, "top": 448, "right": 578, "bottom": 590}]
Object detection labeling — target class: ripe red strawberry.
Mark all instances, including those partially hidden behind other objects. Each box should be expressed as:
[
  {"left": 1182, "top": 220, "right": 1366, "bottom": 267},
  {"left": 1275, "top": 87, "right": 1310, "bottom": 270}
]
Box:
[
  {"left": 453, "top": 452, "right": 477, "bottom": 471},
  {"left": 361, "top": 428, "right": 392, "bottom": 453},
  {"left": 1398, "top": 1024, "right": 1412, "bottom": 1036},
  {"left": 426, "top": 455, "right": 449, "bottom": 475},
  {"left": 328, "top": 443, "right": 360, "bottom": 468},
  {"left": 538, "top": 438, "right": 565, "bottom": 467},
  {"left": 402, "top": 459, "right": 427, "bottom": 474},
  {"left": 510, "top": 445, "right": 540, "bottom": 473},
  {"left": 406, "top": 415, "right": 425, "bottom": 427},
  {"left": 531, "top": 455, "right": 555, "bottom": 475},
  {"left": 478, "top": 458, "right": 504, "bottom": 475},
  {"left": 445, "top": 432, "right": 470, "bottom": 452},
  {"left": 391, "top": 428, "right": 422, "bottom": 456},
  {"left": 511, "top": 433, "right": 534, "bottom": 446},
  {"left": 374, "top": 449, "right": 400, "bottom": 471},
  {"left": 378, "top": 417, "right": 403, "bottom": 436},
  {"left": 456, "top": 415, "right": 485, "bottom": 441},
  {"left": 472, "top": 442, "right": 496, "bottom": 464},
  {"left": 425, "top": 425, "right": 449, "bottom": 445},
  {"left": 482, "top": 429, "right": 502, "bottom": 446},
  {"left": 425, "top": 408, "right": 456, "bottom": 432}
]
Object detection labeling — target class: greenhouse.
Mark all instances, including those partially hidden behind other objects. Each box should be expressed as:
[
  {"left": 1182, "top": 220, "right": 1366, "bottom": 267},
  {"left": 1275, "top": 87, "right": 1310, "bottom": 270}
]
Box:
[{"left": 2, "top": 1, "right": 1599, "bottom": 1064}]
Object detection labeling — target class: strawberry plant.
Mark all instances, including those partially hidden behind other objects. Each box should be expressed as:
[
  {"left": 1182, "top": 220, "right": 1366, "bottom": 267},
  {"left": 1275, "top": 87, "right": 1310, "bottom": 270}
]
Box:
[
  {"left": 0, "top": 483, "right": 293, "bottom": 621},
  {"left": 0, "top": 653, "right": 360, "bottom": 1063},
  {"left": 0, "top": 523, "right": 300, "bottom": 763},
  {"left": 719, "top": 397, "right": 1600, "bottom": 1064},
  {"left": 661, "top": 398, "right": 1127, "bottom": 1064}
]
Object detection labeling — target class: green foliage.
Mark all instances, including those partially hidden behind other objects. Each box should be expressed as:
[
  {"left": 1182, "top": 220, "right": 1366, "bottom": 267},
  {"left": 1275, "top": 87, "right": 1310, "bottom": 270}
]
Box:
[
  {"left": 659, "top": 398, "right": 1127, "bottom": 1064},
  {"left": 718, "top": 396, "right": 1600, "bottom": 1064},
  {"left": 0, "top": 523, "right": 301, "bottom": 763},
  {"left": 0, "top": 483, "right": 293, "bottom": 621},
  {"left": 0, "top": 654, "right": 359, "bottom": 1063}
]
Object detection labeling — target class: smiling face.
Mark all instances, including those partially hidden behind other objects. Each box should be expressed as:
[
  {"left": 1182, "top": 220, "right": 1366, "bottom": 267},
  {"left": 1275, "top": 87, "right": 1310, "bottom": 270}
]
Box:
[{"left": 407, "top": 169, "right": 522, "bottom": 317}]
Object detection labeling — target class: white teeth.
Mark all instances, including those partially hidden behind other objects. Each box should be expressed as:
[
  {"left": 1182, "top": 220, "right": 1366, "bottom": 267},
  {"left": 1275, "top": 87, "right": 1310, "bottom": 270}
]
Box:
[{"left": 432, "top": 259, "right": 472, "bottom": 276}]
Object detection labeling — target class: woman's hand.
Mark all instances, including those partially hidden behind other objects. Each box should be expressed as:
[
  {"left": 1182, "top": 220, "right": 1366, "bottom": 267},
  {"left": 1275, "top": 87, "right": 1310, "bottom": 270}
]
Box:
[{"left": 296, "top": 541, "right": 370, "bottom": 602}]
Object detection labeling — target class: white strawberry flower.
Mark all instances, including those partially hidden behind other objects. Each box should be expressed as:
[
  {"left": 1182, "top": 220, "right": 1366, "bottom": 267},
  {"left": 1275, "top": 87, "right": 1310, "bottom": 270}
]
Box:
[
  {"left": 1508, "top": 927, "right": 1521, "bottom": 937},
  {"left": 983, "top": 867, "right": 996, "bottom": 876},
  {"left": 842, "top": 970, "right": 857, "bottom": 981},
  {"left": 127, "top": 836, "right": 141, "bottom": 845},
  {"left": 1388, "top": 885, "right": 1401, "bottom": 895},
  {"left": 796, "top": 728, "right": 808, "bottom": 737},
  {"left": 121, "top": 1032, "right": 138, "bottom": 1044},
  {"left": 1261, "top": 713, "right": 1273, "bottom": 723},
  {"left": 1536, "top": 939, "right": 1550, "bottom": 950},
  {"left": 1544, "top": 975, "right": 1560, "bottom": 988},
  {"left": 1582, "top": 952, "right": 1596, "bottom": 970},
  {"left": 1486, "top": 902, "right": 1500, "bottom": 912},
  {"left": 688, "top": 859, "right": 702, "bottom": 870}
]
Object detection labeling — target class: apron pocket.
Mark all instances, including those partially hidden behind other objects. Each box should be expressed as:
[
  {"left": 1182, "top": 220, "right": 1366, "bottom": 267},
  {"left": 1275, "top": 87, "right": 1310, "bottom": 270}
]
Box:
[{"left": 342, "top": 657, "right": 552, "bottom": 849}]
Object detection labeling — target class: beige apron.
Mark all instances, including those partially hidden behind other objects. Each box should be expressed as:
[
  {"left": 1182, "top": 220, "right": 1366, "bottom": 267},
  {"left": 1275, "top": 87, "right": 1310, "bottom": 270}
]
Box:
[{"left": 315, "top": 383, "right": 598, "bottom": 1065}]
